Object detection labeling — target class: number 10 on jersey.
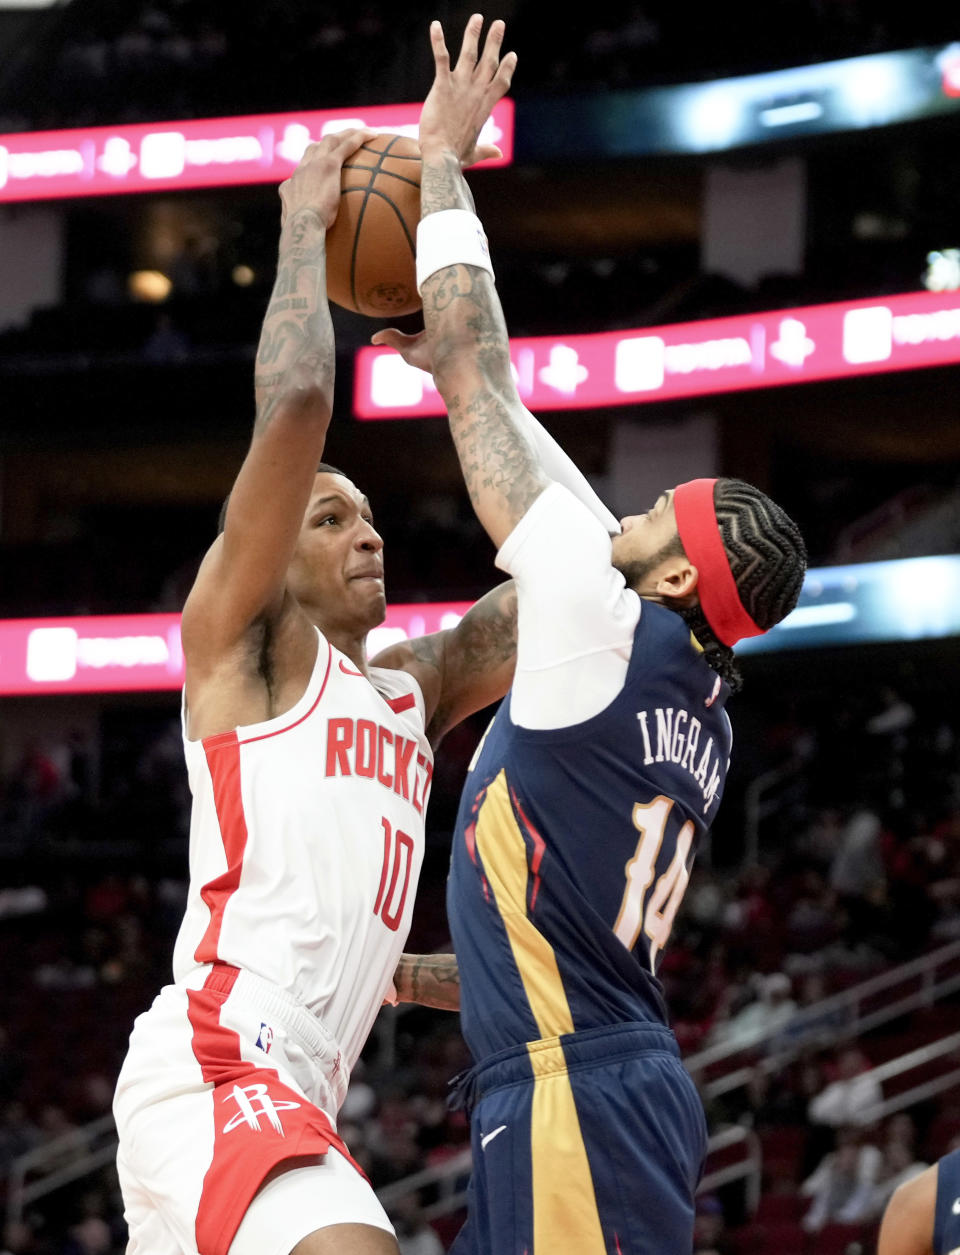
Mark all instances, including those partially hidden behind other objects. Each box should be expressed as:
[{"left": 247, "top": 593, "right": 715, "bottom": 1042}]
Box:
[
  {"left": 614, "top": 795, "right": 694, "bottom": 972},
  {"left": 374, "top": 817, "right": 414, "bottom": 932}
]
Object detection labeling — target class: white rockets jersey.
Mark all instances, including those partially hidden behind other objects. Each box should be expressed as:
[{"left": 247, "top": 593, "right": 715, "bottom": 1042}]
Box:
[{"left": 172, "top": 627, "right": 432, "bottom": 1074}]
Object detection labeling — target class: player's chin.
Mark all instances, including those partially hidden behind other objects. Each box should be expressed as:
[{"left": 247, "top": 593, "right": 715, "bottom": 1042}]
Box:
[{"left": 351, "top": 579, "right": 387, "bottom": 626}]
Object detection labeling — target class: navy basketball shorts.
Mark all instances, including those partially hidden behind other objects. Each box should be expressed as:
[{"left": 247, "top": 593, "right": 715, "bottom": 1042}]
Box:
[{"left": 448, "top": 1022, "right": 708, "bottom": 1255}]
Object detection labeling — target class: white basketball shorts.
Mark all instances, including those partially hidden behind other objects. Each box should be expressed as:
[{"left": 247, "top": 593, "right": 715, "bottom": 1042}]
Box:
[{"left": 113, "top": 964, "right": 395, "bottom": 1255}]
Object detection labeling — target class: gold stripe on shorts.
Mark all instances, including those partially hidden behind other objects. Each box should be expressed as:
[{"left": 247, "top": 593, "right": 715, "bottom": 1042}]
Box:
[{"left": 475, "top": 771, "right": 605, "bottom": 1253}]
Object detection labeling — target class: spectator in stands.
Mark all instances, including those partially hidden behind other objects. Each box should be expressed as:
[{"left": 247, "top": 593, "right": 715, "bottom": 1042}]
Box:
[
  {"left": 829, "top": 805, "right": 887, "bottom": 907},
  {"left": 804, "top": 1043, "right": 883, "bottom": 1168},
  {"left": 808, "top": 1044, "right": 882, "bottom": 1129},
  {"left": 707, "top": 971, "right": 798, "bottom": 1050},
  {"left": 783, "top": 869, "right": 843, "bottom": 954},
  {"left": 365, "top": 1091, "right": 428, "bottom": 1189},
  {"left": 883, "top": 1112, "right": 920, "bottom": 1157},
  {"left": 776, "top": 969, "right": 845, "bottom": 1051},
  {"left": 800, "top": 1127, "right": 883, "bottom": 1233}
]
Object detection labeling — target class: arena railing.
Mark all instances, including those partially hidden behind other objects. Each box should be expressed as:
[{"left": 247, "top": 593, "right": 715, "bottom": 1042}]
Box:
[
  {"left": 686, "top": 936, "right": 960, "bottom": 1103},
  {"left": 857, "top": 1030, "right": 960, "bottom": 1126},
  {"left": 5, "top": 1111, "right": 117, "bottom": 1228}
]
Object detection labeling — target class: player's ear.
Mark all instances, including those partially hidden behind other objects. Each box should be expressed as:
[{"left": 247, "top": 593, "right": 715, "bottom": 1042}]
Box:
[{"left": 654, "top": 560, "right": 698, "bottom": 602}]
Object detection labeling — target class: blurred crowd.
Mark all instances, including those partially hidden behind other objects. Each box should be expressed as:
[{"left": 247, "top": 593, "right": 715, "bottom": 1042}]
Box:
[{"left": 1, "top": 0, "right": 953, "bottom": 133}]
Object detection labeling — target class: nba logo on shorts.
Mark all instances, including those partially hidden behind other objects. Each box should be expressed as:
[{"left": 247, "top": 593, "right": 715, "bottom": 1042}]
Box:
[{"left": 256, "top": 1022, "right": 273, "bottom": 1053}]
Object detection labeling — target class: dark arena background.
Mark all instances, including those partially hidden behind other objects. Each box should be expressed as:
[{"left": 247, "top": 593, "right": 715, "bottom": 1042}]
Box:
[{"left": 2, "top": 2, "right": 960, "bottom": 1252}]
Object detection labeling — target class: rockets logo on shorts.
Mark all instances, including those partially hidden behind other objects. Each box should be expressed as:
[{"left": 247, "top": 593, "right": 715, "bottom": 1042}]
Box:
[{"left": 221, "top": 1083, "right": 301, "bottom": 1135}]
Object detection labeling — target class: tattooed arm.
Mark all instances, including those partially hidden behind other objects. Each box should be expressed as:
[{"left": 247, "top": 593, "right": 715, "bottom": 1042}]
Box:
[
  {"left": 373, "top": 579, "right": 517, "bottom": 746},
  {"left": 416, "top": 18, "right": 546, "bottom": 551},
  {"left": 392, "top": 953, "right": 461, "bottom": 1011},
  {"left": 181, "top": 129, "right": 375, "bottom": 661}
]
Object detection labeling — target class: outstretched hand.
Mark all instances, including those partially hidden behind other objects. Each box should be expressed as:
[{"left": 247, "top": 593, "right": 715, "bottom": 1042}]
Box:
[
  {"left": 420, "top": 14, "right": 516, "bottom": 168},
  {"left": 370, "top": 327, "right": 433, "bottom": 374}
]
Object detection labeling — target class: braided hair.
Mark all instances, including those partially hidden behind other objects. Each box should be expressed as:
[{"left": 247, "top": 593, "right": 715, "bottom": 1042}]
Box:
[{"left": 679, "top": 478, "right": 806, "bottom": 692}]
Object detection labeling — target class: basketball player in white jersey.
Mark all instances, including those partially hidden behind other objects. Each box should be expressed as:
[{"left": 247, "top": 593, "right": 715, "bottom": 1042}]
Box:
[{"left": 113, "top": 119, "right": 619, "bottom": 1255}]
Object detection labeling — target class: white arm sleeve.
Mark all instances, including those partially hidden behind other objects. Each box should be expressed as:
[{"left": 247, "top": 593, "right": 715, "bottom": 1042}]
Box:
[
  {"left": 496, "top": 483, "right": 640, "bottom": 730},
  {"left": 515, "top": 405, "right": 621, "bottom": 535}
]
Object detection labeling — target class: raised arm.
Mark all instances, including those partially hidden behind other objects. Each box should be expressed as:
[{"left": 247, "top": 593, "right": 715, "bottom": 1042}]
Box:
[
  {"left": 416, "top": 18, "right": 544, "bottom": 551},
  {"left": 181, "top": 128, "right": 374, "bottom": 665}
]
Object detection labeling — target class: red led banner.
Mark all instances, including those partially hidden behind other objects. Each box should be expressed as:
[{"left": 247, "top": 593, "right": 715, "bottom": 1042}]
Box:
[
  {"left": 0, "top": 604, "right": 472, "bottom": 695},
  {"left": 0, "top": 100, "right": 514, "bottom": 203},
  {"left": 353, "top": 289, "right": 960, "bottom": 418}
]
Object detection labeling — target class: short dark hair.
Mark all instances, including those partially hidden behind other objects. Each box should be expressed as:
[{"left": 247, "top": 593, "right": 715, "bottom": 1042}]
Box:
[
  {"left": 678, "top": 478, "right": 806, "bottom": 693},
  {"left": 217, "top": 461, "right": 349, "bottom": 536}
]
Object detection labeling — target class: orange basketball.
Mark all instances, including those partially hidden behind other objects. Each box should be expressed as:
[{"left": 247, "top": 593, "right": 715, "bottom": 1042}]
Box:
[{"left": 326, "top": 133, "right": 422, "bottom": 319}]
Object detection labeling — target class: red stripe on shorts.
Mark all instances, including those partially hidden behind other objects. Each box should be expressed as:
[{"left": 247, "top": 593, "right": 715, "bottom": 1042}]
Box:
[
  {"left": 194, "top": 731, "right": 248, "bottom": 964},
  {"left": 187, "top": 965, "right": 368, "bottom": 1255}
]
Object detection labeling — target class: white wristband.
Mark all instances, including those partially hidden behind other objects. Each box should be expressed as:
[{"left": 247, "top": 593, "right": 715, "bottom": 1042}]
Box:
[{"left": 416, "top": 209, "right": 495, "bottom": 294}]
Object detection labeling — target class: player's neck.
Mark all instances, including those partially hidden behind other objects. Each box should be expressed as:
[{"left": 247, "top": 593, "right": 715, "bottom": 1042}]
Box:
[{"left": 313, "top": 617, "right": 370, "bottom": 677}]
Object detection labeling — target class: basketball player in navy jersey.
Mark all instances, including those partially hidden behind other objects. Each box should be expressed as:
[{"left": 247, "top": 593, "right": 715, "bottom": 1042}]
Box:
[
  {"left": 879, "top": 1148, "right": 960, "bottom": 1255},
  {"left": 376, "top": 15, "right": 808, "bottom": 1254}
]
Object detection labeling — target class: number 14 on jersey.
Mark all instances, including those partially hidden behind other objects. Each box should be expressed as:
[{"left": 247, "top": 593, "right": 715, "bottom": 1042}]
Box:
[{"left": 614, "top": 795, "right": 694, "bottom": 973}]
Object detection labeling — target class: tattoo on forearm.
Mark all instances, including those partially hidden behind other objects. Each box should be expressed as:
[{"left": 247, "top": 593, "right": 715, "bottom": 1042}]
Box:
[
  {"left": 448, "top": 385, "right": 544, "bottom": 526},
  {"left": 253, "top": 208, "right": 334, "bottom": 431},
  {"left": 420, "top": 151, "right": 476, "bottom": 216},
  {"left": 420, "top": 158, "right": 544, "bottom": 530},
  {"left": 397, "top": 953, "right": 460, "bottom": 1011}
]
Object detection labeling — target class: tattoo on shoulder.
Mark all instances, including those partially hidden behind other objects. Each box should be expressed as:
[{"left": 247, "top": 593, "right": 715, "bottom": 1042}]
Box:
[
  {"left": 410, "top": 634, "right": 444, "bottom": 673},
  {"left": 461, "top": 585, "right": 517, "bottom": 671}
]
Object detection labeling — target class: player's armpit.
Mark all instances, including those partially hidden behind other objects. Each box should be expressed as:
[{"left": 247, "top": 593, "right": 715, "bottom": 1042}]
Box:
[
  {"left": 393, "top": 953, "right": 460, "bottom": 1011},
  {"left": 877, "top": 1165, "right": 936, "bottom": 1255}
]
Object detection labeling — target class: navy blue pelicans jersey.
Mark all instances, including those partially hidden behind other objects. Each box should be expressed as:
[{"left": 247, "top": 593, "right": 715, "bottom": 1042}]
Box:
[
  {"left": 448, "top": 599, "right": 732, "bottom": 1061},
  {"left": 935, "top": 1149, "right": 960, "bottom": 1254}
]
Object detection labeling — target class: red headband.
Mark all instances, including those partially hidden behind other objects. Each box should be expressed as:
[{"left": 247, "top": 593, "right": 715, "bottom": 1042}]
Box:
[{"left": 673, "top": 478, "right": 765, "bottom": 648}]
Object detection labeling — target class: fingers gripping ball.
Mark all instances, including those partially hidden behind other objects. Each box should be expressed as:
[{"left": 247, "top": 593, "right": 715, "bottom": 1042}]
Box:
[{"left": 325, "top": 133, "right": 422, "bottom": 318}]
